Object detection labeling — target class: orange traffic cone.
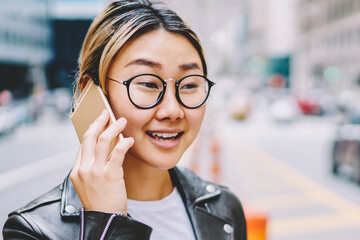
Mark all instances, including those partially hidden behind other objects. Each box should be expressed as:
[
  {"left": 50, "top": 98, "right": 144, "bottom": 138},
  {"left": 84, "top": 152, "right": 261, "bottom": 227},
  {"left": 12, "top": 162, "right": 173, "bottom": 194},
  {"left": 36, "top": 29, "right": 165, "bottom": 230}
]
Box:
[
  {"left": 210, "top": 136, "right": 221, "bottom": 183},
  {"left": 189, "top": 140, "right": 200, "bottom": 174},
  {"left": 245, "top": 206, "right": 268, "bottom": 240}
]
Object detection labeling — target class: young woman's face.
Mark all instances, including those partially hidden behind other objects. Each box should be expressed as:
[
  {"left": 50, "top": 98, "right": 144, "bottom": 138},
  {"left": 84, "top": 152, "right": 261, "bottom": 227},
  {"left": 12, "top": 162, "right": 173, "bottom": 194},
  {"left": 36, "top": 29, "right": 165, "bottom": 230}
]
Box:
[{"left": 107, "top": 29, "right": 206, "bottom": 170}]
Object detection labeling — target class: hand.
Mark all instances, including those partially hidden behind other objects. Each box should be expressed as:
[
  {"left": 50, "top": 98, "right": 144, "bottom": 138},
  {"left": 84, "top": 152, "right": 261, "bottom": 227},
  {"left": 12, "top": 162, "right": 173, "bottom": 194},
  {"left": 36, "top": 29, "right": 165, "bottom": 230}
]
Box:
[{"left": 70, "top": 110, "right": 134, "bottom": 215}]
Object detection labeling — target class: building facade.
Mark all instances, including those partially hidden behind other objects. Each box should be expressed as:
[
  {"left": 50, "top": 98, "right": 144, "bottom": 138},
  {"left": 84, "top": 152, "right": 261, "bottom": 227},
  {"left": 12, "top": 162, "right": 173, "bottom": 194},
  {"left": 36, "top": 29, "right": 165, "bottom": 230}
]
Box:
[
  {"left": 238, "top": 0, "right": 296, "bottom": 87},
  {"left": 0, "top": 0, "right": 52, "bottom": 98},
  {"left": 0, "top": 0, "right": 109, "bottom": 98},
  {"left": 292, "top": 0, "right": 360, "bottom": 94},
  {"left": 47, "top": 0, "right": 107, "bottom": 89}
]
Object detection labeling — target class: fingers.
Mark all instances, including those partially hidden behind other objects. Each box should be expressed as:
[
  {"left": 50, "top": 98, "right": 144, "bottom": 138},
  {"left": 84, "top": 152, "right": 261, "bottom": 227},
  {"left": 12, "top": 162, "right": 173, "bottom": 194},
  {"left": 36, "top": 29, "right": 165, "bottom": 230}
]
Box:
[
  {"left": 75, "top": 109, "right": 133, "bottom": 177},
  {"left": 94, "top": 117, "right": 127, "bottom": 167},
  {"left": 70, "top": 145, "right": 82, "bottom": 182},
  {"left": 107, "top": 136, "right": 134, "bottom": 171},
  {"left": 72, "top": 145, "right": 82, "bottom": 172},
  {"left": 81, "top": 110, "right": 110, "bottom": 168},
  {"left": 70, "top": 110, "right": 132, "bottom": 214}
]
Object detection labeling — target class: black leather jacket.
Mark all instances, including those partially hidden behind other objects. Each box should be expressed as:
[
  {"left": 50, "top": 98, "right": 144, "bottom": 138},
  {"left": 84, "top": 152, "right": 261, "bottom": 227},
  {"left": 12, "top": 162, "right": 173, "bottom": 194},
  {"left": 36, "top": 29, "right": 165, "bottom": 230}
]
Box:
[{"left": 3, "top": 167, "right": 247, "bottom": 240}]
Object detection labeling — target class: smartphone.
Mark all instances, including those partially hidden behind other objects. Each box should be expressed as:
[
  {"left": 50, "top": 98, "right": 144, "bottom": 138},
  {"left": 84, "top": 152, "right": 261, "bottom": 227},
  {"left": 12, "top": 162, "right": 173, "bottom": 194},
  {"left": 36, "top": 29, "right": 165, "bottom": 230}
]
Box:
[{"left": 70, "top": 80, "right": 123, "bottom": 150}]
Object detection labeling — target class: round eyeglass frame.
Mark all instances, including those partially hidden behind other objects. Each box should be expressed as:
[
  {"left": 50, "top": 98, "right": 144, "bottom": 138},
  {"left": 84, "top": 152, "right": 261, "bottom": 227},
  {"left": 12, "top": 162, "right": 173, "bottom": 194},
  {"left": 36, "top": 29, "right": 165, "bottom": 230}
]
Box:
[{"left": 107, "top": 73, "right": 215, "bottom": 109}]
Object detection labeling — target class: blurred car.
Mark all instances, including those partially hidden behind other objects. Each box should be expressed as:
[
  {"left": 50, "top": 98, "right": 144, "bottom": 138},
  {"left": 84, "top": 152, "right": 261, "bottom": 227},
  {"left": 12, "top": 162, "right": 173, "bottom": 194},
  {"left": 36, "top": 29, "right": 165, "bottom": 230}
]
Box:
[
  {"left": 51, "top": 88, "right": 72, "bottom": 118},
  {"left": 0, "top": 105, "right": 17, "bottom": 135},
  {"left": 331, "top": 124, "right": 360, "bottom": 184},
  {"left": 228, "top": 91, "right": 252, "bottom": 120},
  {"left": 296, "top": 96, "right": 323, "bottom": 115},
  {"left": 295, "top": 89, "right": 338, "bottom": 116},
  {"left": 269, "top": 96, "right": 300, "bottom": 123}
]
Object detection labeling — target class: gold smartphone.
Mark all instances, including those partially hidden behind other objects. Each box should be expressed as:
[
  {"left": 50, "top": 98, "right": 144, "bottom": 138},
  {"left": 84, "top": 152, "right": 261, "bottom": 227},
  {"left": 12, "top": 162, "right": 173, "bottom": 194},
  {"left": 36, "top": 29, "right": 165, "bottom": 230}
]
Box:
[{"left": 70, "top": 80, "right": 123, "bottom": 150}]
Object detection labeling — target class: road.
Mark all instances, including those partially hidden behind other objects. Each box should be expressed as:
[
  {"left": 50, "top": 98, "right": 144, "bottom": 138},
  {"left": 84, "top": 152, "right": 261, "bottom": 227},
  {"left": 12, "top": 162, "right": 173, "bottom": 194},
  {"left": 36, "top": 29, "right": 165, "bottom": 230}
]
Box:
[
  {"left": 1, "top": 102, "right": 360, "bottom": 240},
  {"left": 0, "top": 112, "right": 78, "bottom": 229},
  {"left": 185, "top": 98, "right": 360, "bottom": 240},
  {"left": 222, "top": 118, "right": 360, "bottom": 240}
]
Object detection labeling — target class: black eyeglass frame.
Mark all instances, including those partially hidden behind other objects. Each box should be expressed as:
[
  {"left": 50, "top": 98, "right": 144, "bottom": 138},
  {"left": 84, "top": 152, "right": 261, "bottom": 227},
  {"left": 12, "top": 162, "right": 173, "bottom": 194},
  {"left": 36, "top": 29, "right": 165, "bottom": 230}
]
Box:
[{"left": 107, "top": 73, "right": 215, "bottom": 109}]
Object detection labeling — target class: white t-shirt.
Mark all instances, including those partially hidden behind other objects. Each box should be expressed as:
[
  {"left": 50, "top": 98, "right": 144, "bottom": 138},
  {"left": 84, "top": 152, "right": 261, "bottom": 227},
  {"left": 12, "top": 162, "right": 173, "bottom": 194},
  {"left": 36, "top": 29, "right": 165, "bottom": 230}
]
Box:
[{"left": 127, "top": 188, "right": 196, "bottom": 240}]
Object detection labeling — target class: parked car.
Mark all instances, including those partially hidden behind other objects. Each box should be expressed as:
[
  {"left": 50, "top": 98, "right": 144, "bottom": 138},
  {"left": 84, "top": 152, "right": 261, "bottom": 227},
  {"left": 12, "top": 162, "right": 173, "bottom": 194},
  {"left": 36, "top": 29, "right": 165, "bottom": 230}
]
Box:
[
  {"left": 331, "top": 124, "right": 360, "bottom": 184},
  {"left": 269, "top": 96, "right": 300, "bottom": 123},
  {"left": 296, "top": 96, "right": 323, "bottom": 116},
  {"left": 51, "top": 88, "right": 72, "bottom": 118},
  {"left": 228, "top": 90, "right": 252, "bottom": 120},
  {"left": 0, "top": 105, "right": 17, "bottom": 135}
]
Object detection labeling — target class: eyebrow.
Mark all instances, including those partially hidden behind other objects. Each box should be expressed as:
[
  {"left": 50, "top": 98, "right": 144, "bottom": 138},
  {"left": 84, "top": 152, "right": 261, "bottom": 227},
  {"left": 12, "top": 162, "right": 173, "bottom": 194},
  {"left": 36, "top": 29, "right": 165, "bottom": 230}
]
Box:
[
  {"left": 125, "top": 58, "right": 201, "bottom": 72},
  {"left": 125, "top": 59, "right": 162, "bottom": 69},
  {"left": 179, "top": 63, "right": 201, "bottom": 71}
]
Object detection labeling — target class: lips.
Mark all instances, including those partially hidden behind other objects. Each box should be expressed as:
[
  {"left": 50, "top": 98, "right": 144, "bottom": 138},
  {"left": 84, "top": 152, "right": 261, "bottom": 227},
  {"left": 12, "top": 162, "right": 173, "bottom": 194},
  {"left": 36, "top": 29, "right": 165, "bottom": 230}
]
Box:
[
  {"left": 146, "top": 130, "right": 184, "bottom": 149},
  {"left": 146, "top": 131, "right": 183, "bottom": 141}
]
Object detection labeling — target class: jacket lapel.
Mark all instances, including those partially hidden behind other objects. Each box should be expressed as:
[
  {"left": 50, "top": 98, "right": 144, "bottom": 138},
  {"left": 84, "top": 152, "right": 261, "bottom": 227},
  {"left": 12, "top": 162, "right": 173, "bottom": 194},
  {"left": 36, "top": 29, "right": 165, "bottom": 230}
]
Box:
[
  {"left": 191, "top": 207, "right": 233, "bottom": 240},
  {"left": 60, "top": 167, "right": 233, "bottom": 239},
  {"left": 60, "top": 174, "right": 83, "bottom": 217},
  {"left": 170, "top": 167, "right": 233, "bottom": 240}
]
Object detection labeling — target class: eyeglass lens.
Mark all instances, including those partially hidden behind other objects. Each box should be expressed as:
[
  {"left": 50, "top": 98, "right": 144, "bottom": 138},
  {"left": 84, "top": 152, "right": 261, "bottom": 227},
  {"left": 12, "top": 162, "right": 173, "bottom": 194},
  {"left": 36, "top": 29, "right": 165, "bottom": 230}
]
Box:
[{"left": 128, "top": 75, "right": 210, "bottom": 108}]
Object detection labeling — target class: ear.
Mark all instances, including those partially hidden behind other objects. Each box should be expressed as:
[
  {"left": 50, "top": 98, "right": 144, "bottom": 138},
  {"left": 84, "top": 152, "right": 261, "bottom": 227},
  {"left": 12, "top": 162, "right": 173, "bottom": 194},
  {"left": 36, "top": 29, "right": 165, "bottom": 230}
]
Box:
[{"left": 80, "top": 74, "right": 92, "bottom": 91}]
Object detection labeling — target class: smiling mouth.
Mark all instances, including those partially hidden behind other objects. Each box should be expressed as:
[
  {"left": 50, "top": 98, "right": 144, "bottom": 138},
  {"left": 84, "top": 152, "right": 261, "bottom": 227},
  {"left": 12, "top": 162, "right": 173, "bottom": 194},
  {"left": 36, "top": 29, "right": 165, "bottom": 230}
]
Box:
[{"left": 146, "top": 131, "right": 184, "bottom": 141}]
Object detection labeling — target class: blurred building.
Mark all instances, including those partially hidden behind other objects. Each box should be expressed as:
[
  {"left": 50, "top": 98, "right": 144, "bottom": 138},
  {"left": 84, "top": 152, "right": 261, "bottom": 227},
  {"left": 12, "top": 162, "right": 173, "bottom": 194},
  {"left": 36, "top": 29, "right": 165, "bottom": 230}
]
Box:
[
  {"left": 166, "top": 0, "right": 242, "bottom": 77},
  {"left": 0, "top": 0, "right": 52, "bottom": 99},
  {"left": 47, "top": 0, "right": 107, "bottom": 89},
  {"left": 0, "top": 0, "right": 109, "bottom": 100},
  {"left": 239, "top": 0, "right": 296, "bottom": 88},
  {"left": 292, "top": 0, "right": 360, "bottom": 94}
]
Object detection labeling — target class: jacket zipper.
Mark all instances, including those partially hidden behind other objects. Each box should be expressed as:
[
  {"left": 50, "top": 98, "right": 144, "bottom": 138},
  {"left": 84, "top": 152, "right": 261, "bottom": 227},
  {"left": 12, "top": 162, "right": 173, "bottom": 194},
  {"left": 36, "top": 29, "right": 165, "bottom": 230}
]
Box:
[
  {"left": 80, "top": 208, "right": 116, "bottom": 240},
  {"left": 204, "top": 203, "right": 212, "bottom": 213},
  {"left": 100, "top": 213, "right": 116, "bottom": 240},
  {"left": 80, "top": 208, "right": 84, "bottom": 240}
]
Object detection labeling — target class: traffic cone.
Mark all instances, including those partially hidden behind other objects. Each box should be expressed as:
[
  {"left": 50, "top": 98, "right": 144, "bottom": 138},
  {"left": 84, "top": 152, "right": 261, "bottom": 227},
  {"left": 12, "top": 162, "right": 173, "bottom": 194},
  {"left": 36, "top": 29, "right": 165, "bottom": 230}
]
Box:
[
  {"left": 210, "top": 136, "right": 221, "bottom": 183},
  {"left": 189, "top": 139, "right": 200, "bottom": 174},
  {"left": 245, "top": 206, "right": 268, "bottom": 240}
]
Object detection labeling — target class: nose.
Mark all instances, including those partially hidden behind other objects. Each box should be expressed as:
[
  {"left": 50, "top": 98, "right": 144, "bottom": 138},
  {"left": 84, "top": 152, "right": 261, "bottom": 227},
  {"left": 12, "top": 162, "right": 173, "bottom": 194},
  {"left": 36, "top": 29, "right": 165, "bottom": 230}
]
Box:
[{"left": 155, "top": 81, "right": 184, "bottom": 121}]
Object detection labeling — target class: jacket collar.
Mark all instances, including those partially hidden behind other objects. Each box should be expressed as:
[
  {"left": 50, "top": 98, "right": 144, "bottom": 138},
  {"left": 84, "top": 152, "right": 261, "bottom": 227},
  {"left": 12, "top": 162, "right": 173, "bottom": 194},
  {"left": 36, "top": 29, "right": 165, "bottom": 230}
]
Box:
[
  {"left": 169, "top": 167, "right": 221, "bottom": 205},
  {"left": 60, "top": 167, "right": 221, "bottom": 217},
  {"left": 60, "top": 173, "right": 83, "bottom": 217}
]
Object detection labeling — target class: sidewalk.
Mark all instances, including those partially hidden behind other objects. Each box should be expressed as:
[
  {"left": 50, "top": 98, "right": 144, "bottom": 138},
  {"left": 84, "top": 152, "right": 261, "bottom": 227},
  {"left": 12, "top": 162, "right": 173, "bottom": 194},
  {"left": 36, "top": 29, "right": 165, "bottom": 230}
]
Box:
[{"left": 180, "top": 122, "right": 360, "bottom": 240}]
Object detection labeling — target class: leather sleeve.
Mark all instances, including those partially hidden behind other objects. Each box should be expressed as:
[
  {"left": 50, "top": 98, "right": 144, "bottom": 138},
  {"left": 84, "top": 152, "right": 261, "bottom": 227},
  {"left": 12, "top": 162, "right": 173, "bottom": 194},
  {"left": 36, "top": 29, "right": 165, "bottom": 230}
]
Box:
[
  {"left": 3, "top": 214, "right": 41, "bottom": 240},
  {"left": 81, "top": 210, "right": 152, "bottom": 240},
  {"left": 209, "top": 188, "right": 247, "bottom": 240},
  {"left": 225, "top": 189, "right": 247, "bottom": 240}
]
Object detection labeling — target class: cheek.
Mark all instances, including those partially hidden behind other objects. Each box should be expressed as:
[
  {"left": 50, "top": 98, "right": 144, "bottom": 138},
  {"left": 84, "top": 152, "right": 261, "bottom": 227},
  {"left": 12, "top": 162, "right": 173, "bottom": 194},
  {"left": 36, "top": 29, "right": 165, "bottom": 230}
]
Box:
[
  {"left": 111, "top": 104, "right": 149, "bottom": 136},
  {"left": 122, "top": 112, "right": 149, "bottom": 137},
  {"left": 108, "top": 86, "right": 137, "bottom": 121},
  {"left": 186, "top": 107, "right": 205, "bottom": 134}
]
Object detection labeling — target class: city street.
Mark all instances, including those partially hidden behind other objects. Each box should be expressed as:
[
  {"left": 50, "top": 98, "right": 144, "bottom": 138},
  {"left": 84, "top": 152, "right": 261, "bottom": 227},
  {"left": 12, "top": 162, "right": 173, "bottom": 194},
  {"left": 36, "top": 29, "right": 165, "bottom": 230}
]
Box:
[
  {"left": 1, "top": 0, "right": 360, "bottom": 239},
  {"left": 219, "top": 114, "right": 360, "bottom": 240},
  {"left": 185, "top": 92, "right": 360, "bottom": 240},
  {"left": 0, "top": 112, "right": 79, "bottom": 229},
  {"left": 1, "top": 99, "right": 360, "bottom": 239}
]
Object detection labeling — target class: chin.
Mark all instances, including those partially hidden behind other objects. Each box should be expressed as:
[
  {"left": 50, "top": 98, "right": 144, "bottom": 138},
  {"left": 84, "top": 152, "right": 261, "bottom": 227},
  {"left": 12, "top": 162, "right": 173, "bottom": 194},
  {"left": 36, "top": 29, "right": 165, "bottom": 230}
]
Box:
[
  {"left": 146, "top": 154, "right": 182, "bottom": 170},
  {"left": 126, "top": 147, "right": 184, "bottom": 170}
]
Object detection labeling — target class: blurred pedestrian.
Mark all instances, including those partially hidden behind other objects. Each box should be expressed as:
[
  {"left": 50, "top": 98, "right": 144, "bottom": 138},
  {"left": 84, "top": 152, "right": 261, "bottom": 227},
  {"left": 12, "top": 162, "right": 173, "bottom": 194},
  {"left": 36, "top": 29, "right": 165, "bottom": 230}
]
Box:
[
  {"left": 3, "top": 0, "right": 246, "bottom": 239},
  {"left": 0, "top": 90, "right": 12, "bottom": 106}
]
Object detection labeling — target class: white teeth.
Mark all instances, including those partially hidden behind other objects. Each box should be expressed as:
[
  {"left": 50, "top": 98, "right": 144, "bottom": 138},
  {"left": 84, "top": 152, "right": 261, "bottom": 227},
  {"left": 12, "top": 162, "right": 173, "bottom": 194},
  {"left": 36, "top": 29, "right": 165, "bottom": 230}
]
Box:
[{"left": 150, "top": 132, "right": 179, "bottom": 138}]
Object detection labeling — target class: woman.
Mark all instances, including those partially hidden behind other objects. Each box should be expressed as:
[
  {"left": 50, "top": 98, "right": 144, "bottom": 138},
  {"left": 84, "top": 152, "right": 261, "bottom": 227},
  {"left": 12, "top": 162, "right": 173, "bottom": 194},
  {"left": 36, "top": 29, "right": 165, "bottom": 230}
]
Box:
[{"left": 3, "top": 0, "right": 247, "bottom": 239}]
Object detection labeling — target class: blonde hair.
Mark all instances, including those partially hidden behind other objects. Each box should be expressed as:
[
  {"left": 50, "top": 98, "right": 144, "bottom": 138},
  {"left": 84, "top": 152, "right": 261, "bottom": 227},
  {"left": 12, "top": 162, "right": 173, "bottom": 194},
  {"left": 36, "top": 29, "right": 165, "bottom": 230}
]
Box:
[{"left": 73, "top": 0, "right": 207, "bottom": 104}]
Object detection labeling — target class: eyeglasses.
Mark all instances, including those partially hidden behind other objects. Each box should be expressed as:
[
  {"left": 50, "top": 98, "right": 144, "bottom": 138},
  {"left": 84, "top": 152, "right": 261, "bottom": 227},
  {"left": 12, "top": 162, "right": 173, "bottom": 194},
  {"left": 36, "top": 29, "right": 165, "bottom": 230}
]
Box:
[{"left": 107, "top": 73, "right": 215, "bottom": 109}]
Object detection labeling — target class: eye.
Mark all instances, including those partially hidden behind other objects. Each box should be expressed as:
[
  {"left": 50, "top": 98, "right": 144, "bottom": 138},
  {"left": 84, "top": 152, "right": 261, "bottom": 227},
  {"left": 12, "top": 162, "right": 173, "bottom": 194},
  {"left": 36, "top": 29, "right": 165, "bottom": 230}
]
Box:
[
  {"left": 138, "top": 82, "right": 159, "bottom": 89},
  {"left": 180, "top": 83, "right": 199, "bottom": 90}
]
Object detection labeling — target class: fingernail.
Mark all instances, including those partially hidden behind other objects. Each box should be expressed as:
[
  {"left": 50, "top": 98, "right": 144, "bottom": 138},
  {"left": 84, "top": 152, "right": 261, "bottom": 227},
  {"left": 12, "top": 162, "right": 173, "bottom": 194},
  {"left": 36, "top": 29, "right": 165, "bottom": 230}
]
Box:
[
  {"left": 101, "top": 110, "right": 107, "bottom": 116},
  {"left": 117, "top": 117, "right": 126, "bottom": 124},
  {"left": 119, "top": 133, "right": 124, "bottom": 141}
]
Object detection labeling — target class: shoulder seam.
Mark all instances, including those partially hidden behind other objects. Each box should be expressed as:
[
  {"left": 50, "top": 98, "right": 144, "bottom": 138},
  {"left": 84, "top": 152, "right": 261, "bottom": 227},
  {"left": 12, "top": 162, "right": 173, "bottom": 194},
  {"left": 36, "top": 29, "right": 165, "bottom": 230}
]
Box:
[
  {"left": 14, "top": 198, "right": 61, "bottom": 215},
  {"left": 17, "top": 212, "right": 45, "bottom": 239},
  {"left": 10, "top": 185, "right": 62, "bottom": 215}
]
